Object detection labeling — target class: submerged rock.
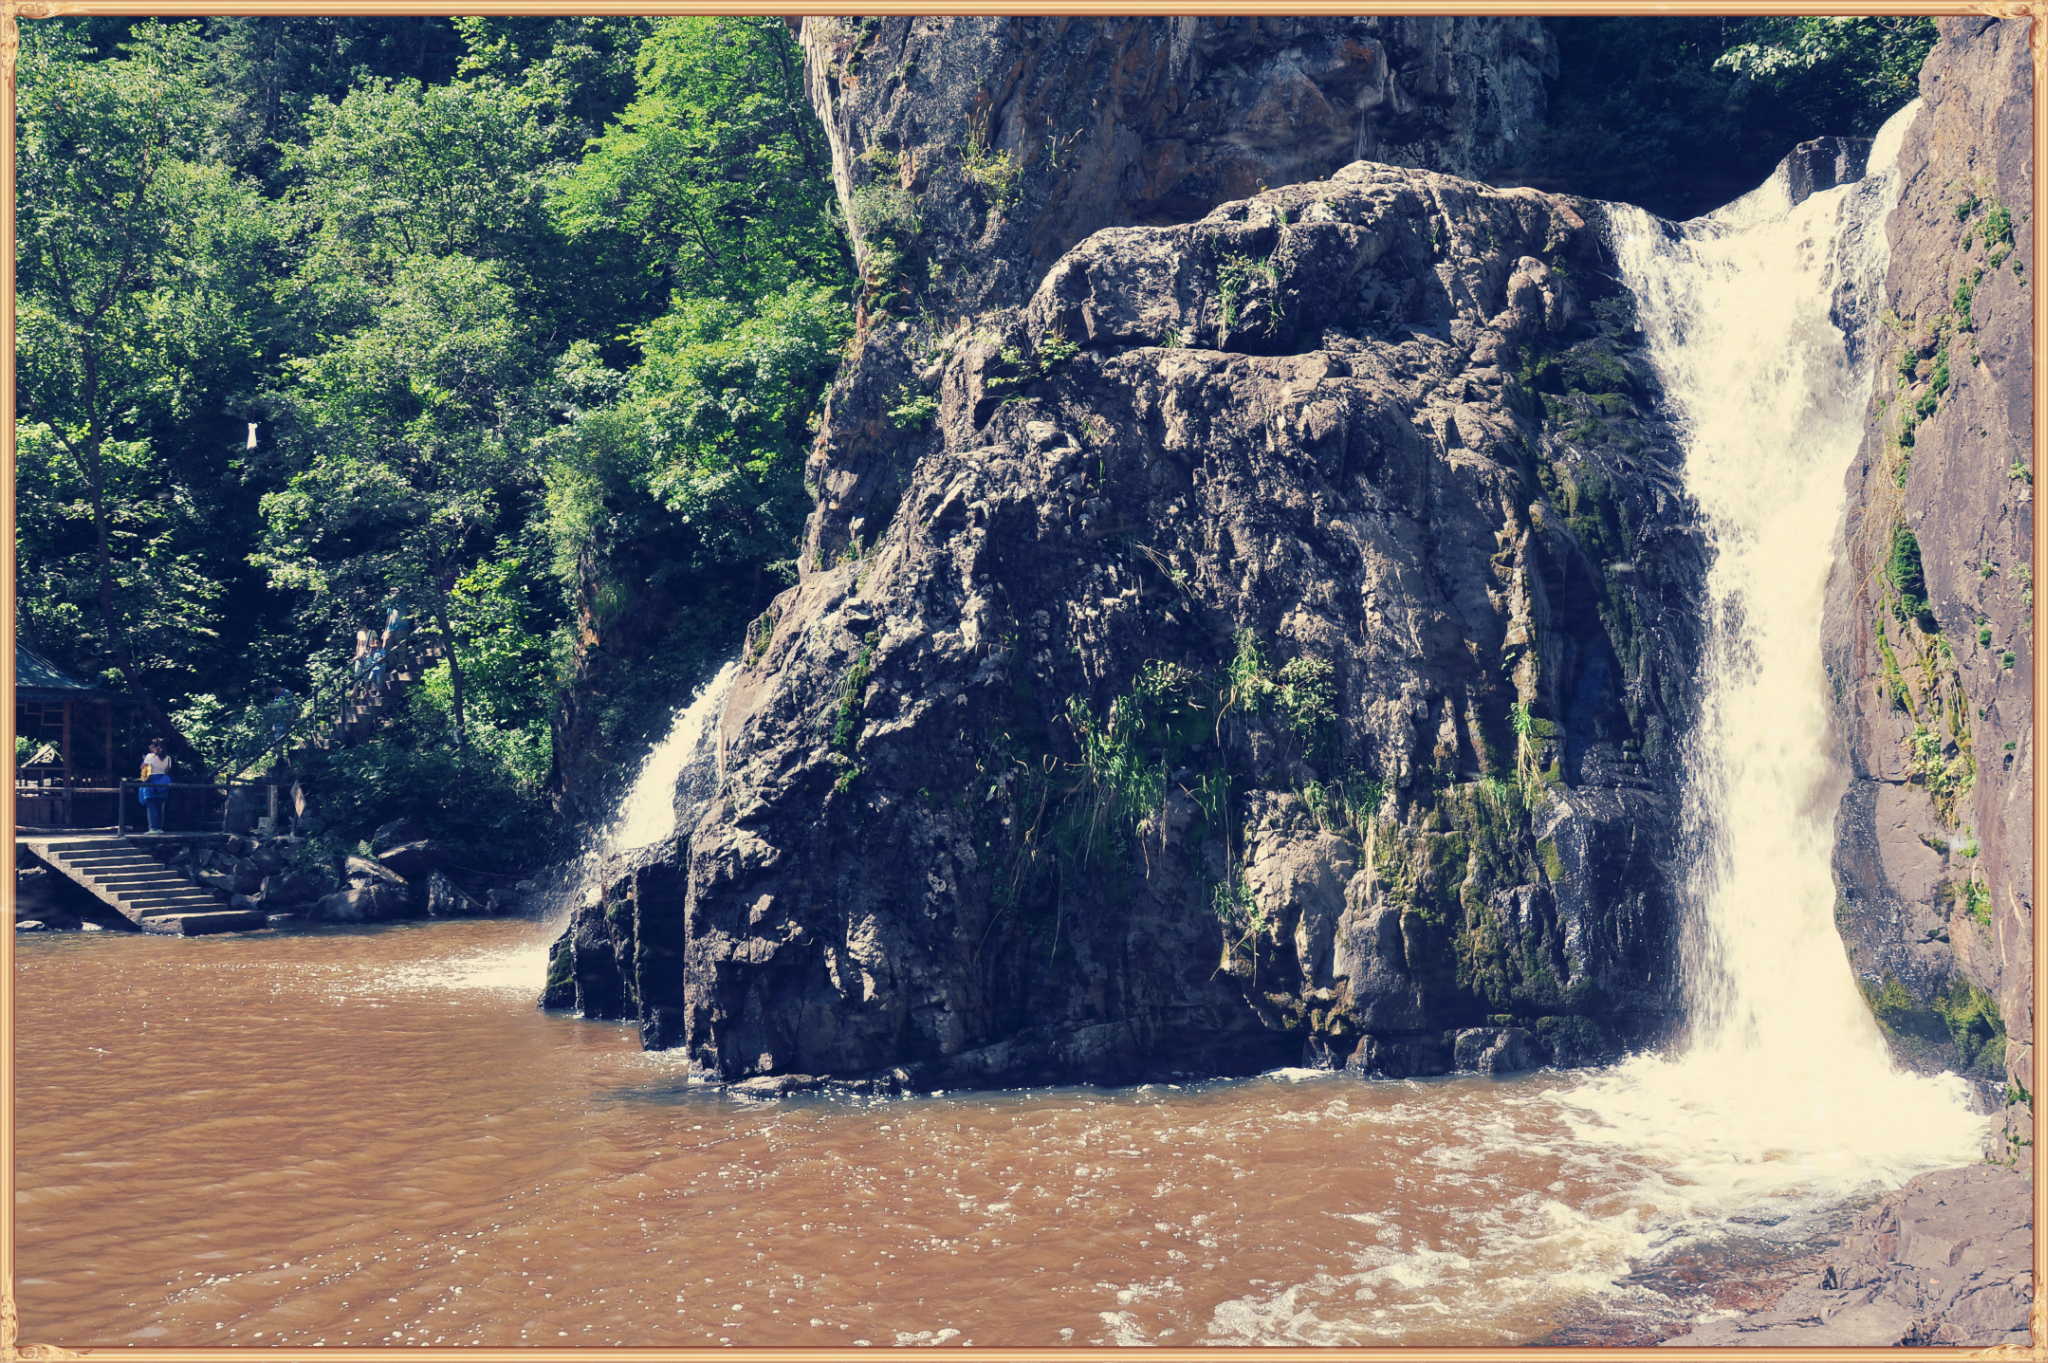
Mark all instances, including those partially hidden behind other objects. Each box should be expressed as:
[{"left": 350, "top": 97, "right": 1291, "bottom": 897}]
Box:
[{"left": 309, "top": 884, "right": 410, "bottom": 923}]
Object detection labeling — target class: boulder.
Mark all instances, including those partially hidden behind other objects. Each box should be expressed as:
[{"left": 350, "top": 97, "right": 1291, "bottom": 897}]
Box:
[
  {"left": 248, "top": 842, "right": 290, "bottom": 873},
  {"left": 309, "top": 884, "right": 412, "bottom": 923},
  {"left": 378, "top": 839, "right": 450, "bottom": 881},
  {"left": 542, "top": 29, "right": 1709, "bottom": 1089},
  {"left": 1347, "top": 1033, "right": 1454, "bottom": 1079},
  {"left": 259, "top": 870, "right": 333, "bottom": 906},
  {"left": 370, "top": 818, "right": 429, "bottom": 854},
  {"left": 344, "top": 855, "right": 407, "bottom": 891},
  {"left": 1452, "top": 1025, "right": 1546, "bottom": 1075},
  {"left": 423, "top": 872, "right": 489, "bottom": 918},
  {"left": 485, "top": 886, "right": 527, "bottom": 917}
]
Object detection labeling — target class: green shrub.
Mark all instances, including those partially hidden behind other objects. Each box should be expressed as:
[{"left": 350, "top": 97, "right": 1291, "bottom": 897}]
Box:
[
  {"left": 888, "top": 385, "right": 940, "bottom": 430},
  {"left": 1889, "top": 524, "right": 1933, "bottom": 625},
  {"left": 1217, "top": 253, "right": 1280, "bottom": 328}
]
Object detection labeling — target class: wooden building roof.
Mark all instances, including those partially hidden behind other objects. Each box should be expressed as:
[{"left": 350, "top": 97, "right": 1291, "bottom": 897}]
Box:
[{"left": 16, "top": 644, "right": 132, "bottom": 705}]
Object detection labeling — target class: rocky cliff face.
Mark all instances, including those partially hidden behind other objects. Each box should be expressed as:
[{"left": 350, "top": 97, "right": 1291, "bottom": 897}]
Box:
[
  {"left": 1820, "top": 16, "right": 2033, "bottom": 1153},
  {"left": 798, "top": 16, "right": 1554, "bottom": 575},
  {"left": 542, "top": 22, "right": 1712, "bottom": 1089}
]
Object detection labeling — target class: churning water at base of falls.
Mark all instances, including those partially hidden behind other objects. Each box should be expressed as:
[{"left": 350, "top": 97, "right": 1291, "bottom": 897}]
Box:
[{"left": 14, "top": 104, "right": 1988, "bottom": 1348}]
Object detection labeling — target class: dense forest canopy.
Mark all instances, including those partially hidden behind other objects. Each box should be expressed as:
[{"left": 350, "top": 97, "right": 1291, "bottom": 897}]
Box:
[{"left": 13, "top": 15, "right": 1933, "bottom": 865}]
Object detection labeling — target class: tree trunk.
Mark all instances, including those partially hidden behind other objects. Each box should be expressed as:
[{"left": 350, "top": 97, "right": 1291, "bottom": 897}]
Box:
[{"left": 431, "top": 595, "right": 468, "bottom": 759}]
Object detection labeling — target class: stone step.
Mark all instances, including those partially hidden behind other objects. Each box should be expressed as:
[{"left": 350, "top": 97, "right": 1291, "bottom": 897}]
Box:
[
  {"left": 90, "top": 871, "right": 193, "bottom": 887},
  {"left": 121, "top": 881, "right": 220, "bottom": 898},
  {"left": 140, "top": 910, "right": 267, "bottom": 936},
  {"left": 66, "top": 861, "right": 165, "bottom": 877},
  {"left": 125, "top": 878, "right": 218, "bottom": 893},
  {"left": 94, "top": 881, "right": 205, "bottom": 898},
  {"left": 135, "top": 901, "right": 232, "bottom": 919},
  {"left": 124, "top": 888, "right": 229, "bottom": 908}
]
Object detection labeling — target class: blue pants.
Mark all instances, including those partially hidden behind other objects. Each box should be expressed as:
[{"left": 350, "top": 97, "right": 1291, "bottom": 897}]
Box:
[{"left": 140, "top": 777, "right": 170, "bottom": 832}]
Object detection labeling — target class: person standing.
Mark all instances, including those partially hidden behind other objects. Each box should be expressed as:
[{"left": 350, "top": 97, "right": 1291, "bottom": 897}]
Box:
[{"left": 138, "top": 737, "right": 173, "bottom": 834}]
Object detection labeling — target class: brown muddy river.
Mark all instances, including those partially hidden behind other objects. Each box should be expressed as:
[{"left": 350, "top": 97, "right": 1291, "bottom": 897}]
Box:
[{"left": 15, "top": 917, "right": 1980, "bottom": 1349}]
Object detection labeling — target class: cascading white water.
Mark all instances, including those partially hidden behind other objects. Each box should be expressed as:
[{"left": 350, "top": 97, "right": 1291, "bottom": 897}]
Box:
[
  {"left": 606, "top": 662, "right": 740, "bottom": 853},
  {"left": 542, "top": 662, "right": 741, "bottom": 933},
  {"left": 1555, "top": 101, "right": 1983, "bottom": 1206}
]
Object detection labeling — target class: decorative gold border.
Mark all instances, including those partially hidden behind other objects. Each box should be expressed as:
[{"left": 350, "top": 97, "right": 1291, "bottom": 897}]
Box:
[{"left": 0, "top": 4, "right": 2038, "bottom": 1360}]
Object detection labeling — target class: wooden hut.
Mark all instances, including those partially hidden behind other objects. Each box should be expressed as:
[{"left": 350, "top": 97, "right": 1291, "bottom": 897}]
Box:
[{"left": 15, "top": 645, "right": 136, "bottom": 828}]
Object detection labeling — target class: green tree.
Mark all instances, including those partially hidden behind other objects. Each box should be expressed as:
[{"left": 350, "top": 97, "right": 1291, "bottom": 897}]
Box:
[
  {"left": 451, "top": 16, "right": 654, "bottom": 153},
  {"left": 281, "top": 74, "right": 558, "bottom": 305},
  {"left": 1715, "top": 17, "right": 1937, "bottom": 129},
  {"left": 256, "top": 253, "right": 539, "bottom": 754},
  {"left": 552, "top": 16, "right": 851, "bottom": 305},
  {"left": 15, "top": 21, "right": 277, "bottom": 766}
]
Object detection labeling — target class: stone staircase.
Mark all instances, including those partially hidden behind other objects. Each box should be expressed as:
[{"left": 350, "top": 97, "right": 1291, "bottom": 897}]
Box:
[
  {"left": 21, "top": 837, "right": 266, "bottom": 935},
  {"left": 324, "top": 640, "right": 447, "bottom": 748}
]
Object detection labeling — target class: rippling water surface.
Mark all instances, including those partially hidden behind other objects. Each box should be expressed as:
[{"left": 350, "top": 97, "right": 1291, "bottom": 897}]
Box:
[{"left": 16, "top": 918, "right": 1975, "bottom": 1349}]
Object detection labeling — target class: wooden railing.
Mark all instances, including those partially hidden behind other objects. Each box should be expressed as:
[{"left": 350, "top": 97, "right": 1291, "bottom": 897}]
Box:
[{"left": 116, "top": 780, "right": 294, "bottom": 837}]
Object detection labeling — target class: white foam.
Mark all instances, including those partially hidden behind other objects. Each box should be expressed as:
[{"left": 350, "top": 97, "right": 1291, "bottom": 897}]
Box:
[{"left": 375, "top": 939, "right": 552, "bottom": 995}]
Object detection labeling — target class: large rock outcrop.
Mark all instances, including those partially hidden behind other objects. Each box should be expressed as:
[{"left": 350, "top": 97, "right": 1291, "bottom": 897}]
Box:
[
  {"left": 545, "top": 19, "right": 1712, "bottom": 1087},
  {"left": 1820, "top": 16, "right": 2034, "bottom": 1155},
  {"left": 800, "top": 16, "right": 1555, "bottom": 574}
]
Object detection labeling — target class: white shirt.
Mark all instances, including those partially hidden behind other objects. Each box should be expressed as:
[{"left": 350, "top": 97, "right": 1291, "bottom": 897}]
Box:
[{"left": 141, "top": 752, "right": 172, "bottom": 778}]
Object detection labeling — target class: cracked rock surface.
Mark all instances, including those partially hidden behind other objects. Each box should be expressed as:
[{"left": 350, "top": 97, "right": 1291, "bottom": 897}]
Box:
[
  {"left": 1660, "top": 1166, "right": 2032, "bottom": 1347},
  {"left": 1820, "top": 15, "right": 2034, "bottom": 1154}
]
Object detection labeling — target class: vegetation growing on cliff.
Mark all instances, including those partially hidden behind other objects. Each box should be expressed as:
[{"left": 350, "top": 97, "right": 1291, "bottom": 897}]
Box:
[{"left": 1862, "top": 971, "right": 2006, "bottom": 1076}]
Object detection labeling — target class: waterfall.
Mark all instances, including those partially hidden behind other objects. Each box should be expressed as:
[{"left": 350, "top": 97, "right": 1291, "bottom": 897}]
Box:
[
  {"left": 606, "top": 662, "right": 740, "bottom": 853},
  {"left": 1617, "top": 127, "right": 1908, "bottom": 1065},
  {"left": 1555, "top": 102, "right": 1982, "bottom": 1212},
  {"left": 544, "top": 662, "right": 740, "bottom": 932}
]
